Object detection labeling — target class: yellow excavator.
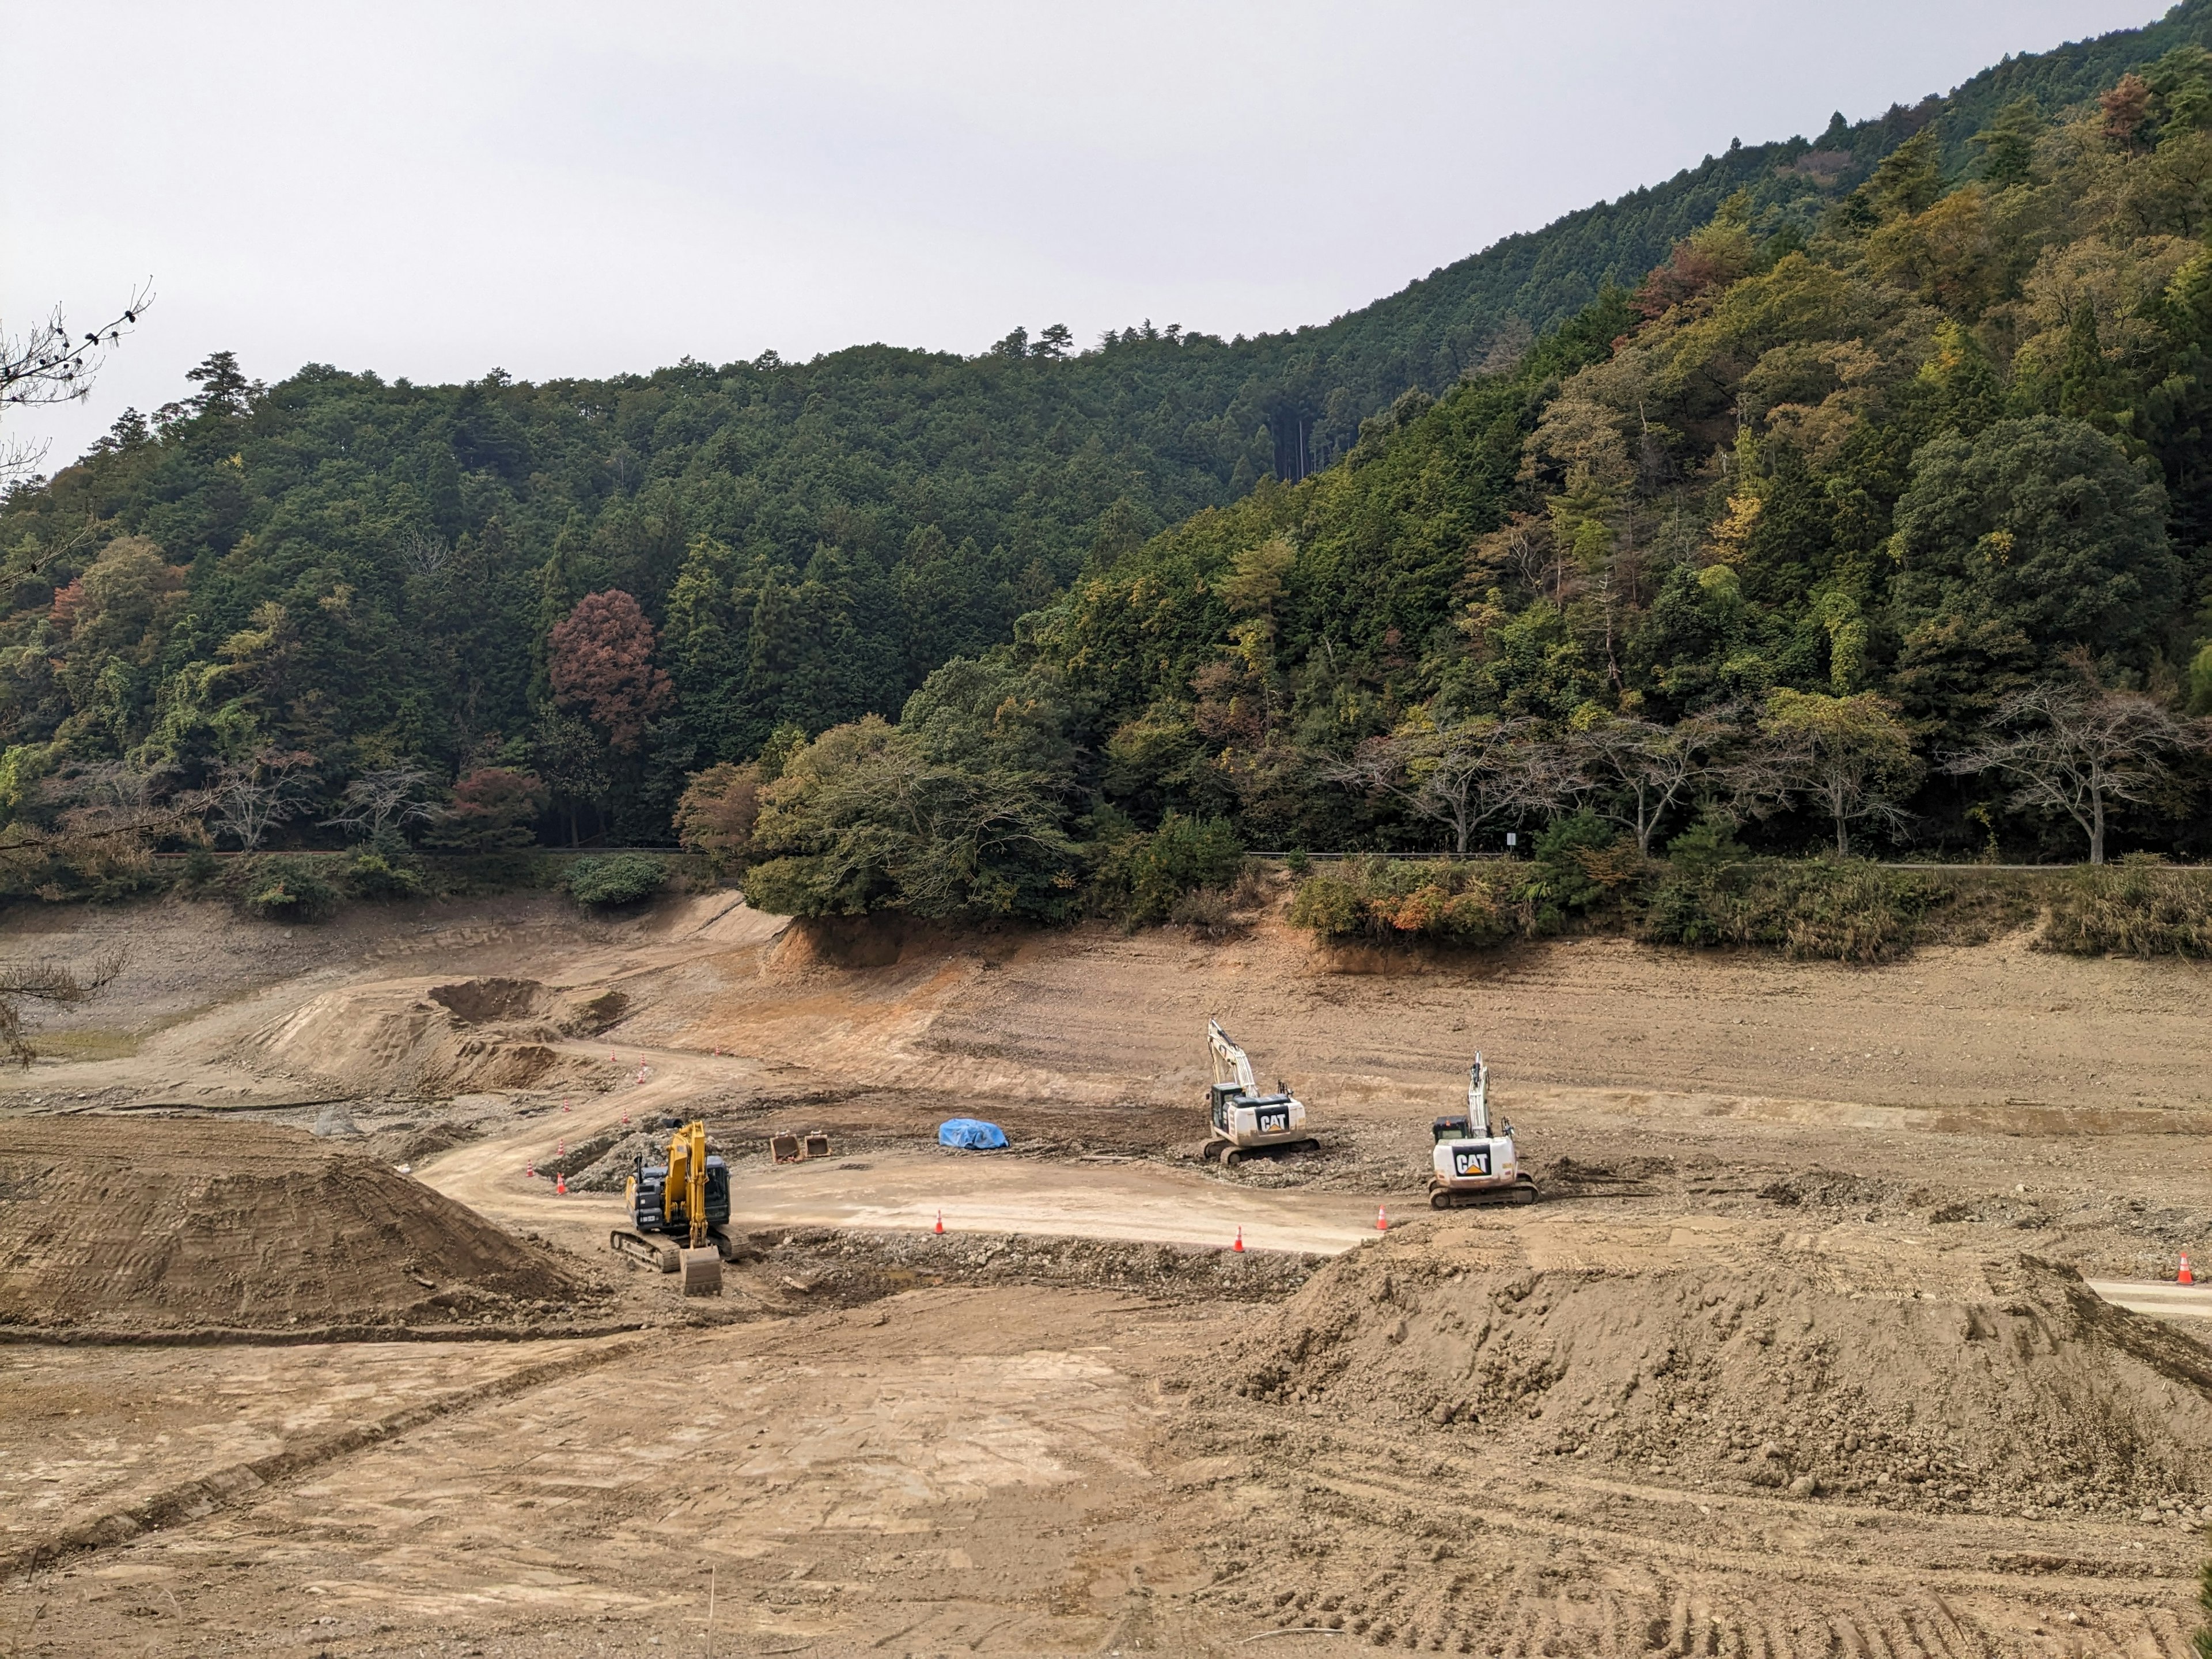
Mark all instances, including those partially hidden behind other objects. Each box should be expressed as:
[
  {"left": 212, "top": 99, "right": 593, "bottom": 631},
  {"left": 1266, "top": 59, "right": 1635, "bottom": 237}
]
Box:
[{"left": 609, "top": 1119, "right": 730, "bottom": 1294}]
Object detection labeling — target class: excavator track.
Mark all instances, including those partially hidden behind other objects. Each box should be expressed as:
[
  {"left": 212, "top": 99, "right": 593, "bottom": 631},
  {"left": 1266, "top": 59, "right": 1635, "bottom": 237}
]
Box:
[
  {"left": 1205, "top": 1135, "right": 1320, "bottom": 1165},
  {"left": 609, "top": 1228, "right": 680, "bottom": 1271},
  {"left": 1429, "top": 1176, "right": 1539, "bottom": 1209}
]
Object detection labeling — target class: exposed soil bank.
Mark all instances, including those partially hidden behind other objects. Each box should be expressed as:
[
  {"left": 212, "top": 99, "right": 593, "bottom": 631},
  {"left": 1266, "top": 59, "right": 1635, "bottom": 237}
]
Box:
[{"left": 0, "top": 1118, "right": 596, "bottom": 1333}]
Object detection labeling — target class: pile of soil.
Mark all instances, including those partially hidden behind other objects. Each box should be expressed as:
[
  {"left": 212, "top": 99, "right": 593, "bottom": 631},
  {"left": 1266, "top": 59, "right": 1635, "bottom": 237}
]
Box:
[
  {"left": 0, "top": 1117, "right": 597, "bottom": 1334},
  {"left": 1202, "top": 1218, "right": 2212, "bottom": 1518}
]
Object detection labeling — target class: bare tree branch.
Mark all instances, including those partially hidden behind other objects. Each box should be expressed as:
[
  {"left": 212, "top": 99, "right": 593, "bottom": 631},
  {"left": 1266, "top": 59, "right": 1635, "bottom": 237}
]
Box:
[
  {"left": 1325, "top": 713, "right": 1573, "bottom": 854},
  {"left": 1762, "top": 690, "right": 1923, "bottom": 857},
  {"left": 0, "top": 281, "right": 155, "bottom": 488},
  {"left": 1, "top": 283, "right": 156, "bottom": 408},
  {"left": 321, "top": 763, "right": 437, "bottom": 842},
  {"left": 209, "top": 748, "right": 317, "bottom": 851},
  {"left": 0, "top": 950, "right": 124, "bottom": 1067},
  {"left": 1944, "top": 681, "right": 2200, "bottom": 864},
  {"left": 1567, "top": 707, "right": 1744, "bottom": 855}
]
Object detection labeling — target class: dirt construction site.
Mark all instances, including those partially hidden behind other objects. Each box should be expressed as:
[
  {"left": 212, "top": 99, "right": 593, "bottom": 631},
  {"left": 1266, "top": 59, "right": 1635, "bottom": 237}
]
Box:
[{"left": 2, "top": 885, "right": 2211, "bottom": 1657}]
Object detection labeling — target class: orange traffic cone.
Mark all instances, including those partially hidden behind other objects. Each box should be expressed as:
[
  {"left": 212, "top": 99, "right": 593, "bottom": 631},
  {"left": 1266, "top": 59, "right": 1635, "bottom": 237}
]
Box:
[
  {"left": 1377, "top": 1205, "right": 1389, "bottom": 1233},
  {"left": 621, "top": 1113, "right": 630, "bottom": 1126},
  {"left": 557, "top": 1140, "right": 565, "bottom": 1157},
  {"left": 2181, "top": 1252, "right": 2196, "bottom": 1286},
  {"left": 934, "top": 1210, "right": 945, "bottom": 1236},
  {"left": 555, "top": 1172, "right": 567, "bottom": 1195},
  {"left": 525, "top": 1162, "right": 535, "bottom": 1179},
  {"left": 1233, "top": 1228, "right": 1245, "bottom": 1253}
]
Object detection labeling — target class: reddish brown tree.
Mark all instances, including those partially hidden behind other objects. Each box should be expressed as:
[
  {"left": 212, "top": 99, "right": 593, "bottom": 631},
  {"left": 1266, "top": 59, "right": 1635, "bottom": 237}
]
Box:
[
  {"left": 2102, "top": 73, "right": 2153, "bottom": 151},
  {"left": 423, "top": 767, "right": 547, "bottom": 851},
  {"left": 673, "top": 761, "right": 763, "bottom": 874},
  {"left": 548, "top": 590, "right": 673, "bottom": 753}
]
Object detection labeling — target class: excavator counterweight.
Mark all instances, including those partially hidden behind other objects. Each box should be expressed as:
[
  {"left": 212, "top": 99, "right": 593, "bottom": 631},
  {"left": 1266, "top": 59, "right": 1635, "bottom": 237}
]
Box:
[{"left": 1428, "top": 1054, "right": 1538, "bottom": 1207}]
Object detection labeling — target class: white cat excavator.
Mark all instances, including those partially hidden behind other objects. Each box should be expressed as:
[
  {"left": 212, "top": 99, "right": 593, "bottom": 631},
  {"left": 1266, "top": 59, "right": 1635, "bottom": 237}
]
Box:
[
  {"left": 1429, "top": 1054, "right": 1537, "bottom": 1207},
  {"left": 1201, "top": 1018, "right": 1320, "bottom": 1165}
]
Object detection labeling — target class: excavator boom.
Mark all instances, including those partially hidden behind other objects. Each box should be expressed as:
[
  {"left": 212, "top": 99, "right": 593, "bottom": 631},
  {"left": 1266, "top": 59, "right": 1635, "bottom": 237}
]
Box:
[{"left": 1207, "top": 1019, "right": 1258, "bottom": 1094}]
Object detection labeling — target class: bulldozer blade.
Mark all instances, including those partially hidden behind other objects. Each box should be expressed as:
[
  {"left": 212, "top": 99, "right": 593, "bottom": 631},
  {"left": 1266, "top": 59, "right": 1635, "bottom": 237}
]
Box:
[{"left": 679, "top": 1246, "right": 724, "bottom": 1296}]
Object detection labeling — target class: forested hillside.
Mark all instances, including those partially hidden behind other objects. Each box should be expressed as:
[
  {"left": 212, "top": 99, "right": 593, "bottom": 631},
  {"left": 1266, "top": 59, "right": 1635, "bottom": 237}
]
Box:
[
  {"left": 735, "top": 37, "right": 2212, "bottom": 923},
  {"left": 3, "top": 3, "right": 2210, "bottom": 876}
]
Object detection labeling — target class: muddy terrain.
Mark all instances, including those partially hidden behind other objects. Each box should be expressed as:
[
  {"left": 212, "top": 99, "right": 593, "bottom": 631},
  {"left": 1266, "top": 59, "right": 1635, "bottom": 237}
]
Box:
[{"left": 0, "top": 888, "right": 2207, "bottom": 1655}]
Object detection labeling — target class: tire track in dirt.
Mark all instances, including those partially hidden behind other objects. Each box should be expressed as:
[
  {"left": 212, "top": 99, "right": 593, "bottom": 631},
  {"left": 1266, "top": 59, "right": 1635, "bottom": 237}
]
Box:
[{"left": 0, "top": 1335, "right": 642, "bottom": 1582}]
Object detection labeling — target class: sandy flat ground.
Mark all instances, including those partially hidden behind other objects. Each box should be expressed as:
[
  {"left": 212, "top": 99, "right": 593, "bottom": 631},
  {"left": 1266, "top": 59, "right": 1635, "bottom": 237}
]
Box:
[{"left": 1, "top": 891, "right": 2209, "bottom": 1654}]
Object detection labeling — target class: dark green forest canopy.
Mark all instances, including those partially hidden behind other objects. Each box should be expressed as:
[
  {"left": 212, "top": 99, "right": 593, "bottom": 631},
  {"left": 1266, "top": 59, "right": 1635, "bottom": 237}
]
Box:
[{"left": 5, "top": 0, "right": 2212, "bottom": 860}]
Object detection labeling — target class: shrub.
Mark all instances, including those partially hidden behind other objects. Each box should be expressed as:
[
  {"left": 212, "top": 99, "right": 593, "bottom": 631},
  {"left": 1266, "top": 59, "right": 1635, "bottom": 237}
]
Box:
[
  {"left": 2040, "top": 857, "right": 2212, "bottom": 957},
  {"left": 1517, "top": 812, "right": 1639, "bottom": 930},
  {"left": 1286, "top": 856, "right": 1516, "bottom": 947},
  {"left": 566, "top": 852, "right": 669, "bottom": 908},
  {"left": 1285, "top": 866, "right": 1366, "bottom": 936},
  {"left": 343, "top": 849, "right": 425, "bottom": 901},
  {"left": 1095, "top": 812, "right": 1245, "bottom": 924},
  {"left": 179, "top": 844, "right": 220, "bottom": 887},
  {"left": 1638, "top": 856, "right": 1941, "bottom": 964},
  {"left": 239, "top": 855, "right": 342, "bottom": 922},
  {"left": 1170, "top": 885, "right": 1238, "bottom": 938}
]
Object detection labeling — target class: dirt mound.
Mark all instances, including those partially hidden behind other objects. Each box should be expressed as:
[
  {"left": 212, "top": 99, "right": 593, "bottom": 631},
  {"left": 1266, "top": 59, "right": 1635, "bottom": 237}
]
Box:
[
  {"left": 1206, "top": 1218, "right": 2212, "bottom": 1517},
  {"left": 429, "top": 977, "right": 548, "bottom": 1023},
  {"left": 0, "top": 1118, "right": 596, "bottom": 1334},
  {"left": 429, "top": 978, "right": 630, "bottom": 1036},
  {"left": 238, "top": 979, "right": 616, "bottom": 1100}
]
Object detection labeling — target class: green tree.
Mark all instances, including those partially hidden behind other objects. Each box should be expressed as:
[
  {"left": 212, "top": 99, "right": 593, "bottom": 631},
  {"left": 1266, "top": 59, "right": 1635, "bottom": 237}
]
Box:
[
  {"left": 423, "top": 767, "right": 546, "bottom": 851},
  {"left": 1970, "top": 98, "right": 2041, "bottom": 188},
  {"left": 1890, "top": 418, "right": 2180, "bottom": 665},
  {"left": 1762, "top": 690, "right": 1921, "bottom": 855}
]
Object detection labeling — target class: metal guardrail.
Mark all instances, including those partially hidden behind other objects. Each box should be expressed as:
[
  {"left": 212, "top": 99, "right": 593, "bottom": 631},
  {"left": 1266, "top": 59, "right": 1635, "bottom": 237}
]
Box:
[
  {"left": 147, "top": 846, "right": 692, "bottom": 859},
  {"left": 1244, "top": 853, "right": 2206, "bottom": 872}
]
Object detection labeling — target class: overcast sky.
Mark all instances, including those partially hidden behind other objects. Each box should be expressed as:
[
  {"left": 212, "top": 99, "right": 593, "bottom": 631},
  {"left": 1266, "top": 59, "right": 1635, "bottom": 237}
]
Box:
[{"left": 3, "top": 1, "right": 2168, "bottom": 469}]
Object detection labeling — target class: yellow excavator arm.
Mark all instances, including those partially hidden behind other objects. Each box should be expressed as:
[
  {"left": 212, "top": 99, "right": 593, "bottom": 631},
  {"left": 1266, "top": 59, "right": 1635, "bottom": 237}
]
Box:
[{"left": 665, "top": 1120, "right": 711, "bottom": 1249}]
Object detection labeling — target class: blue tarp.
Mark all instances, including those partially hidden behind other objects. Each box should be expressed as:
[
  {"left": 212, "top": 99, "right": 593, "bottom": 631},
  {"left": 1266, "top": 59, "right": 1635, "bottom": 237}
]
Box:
[{"left": 937, "top": 1118, "right": 1008, "bottom": 1150}]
